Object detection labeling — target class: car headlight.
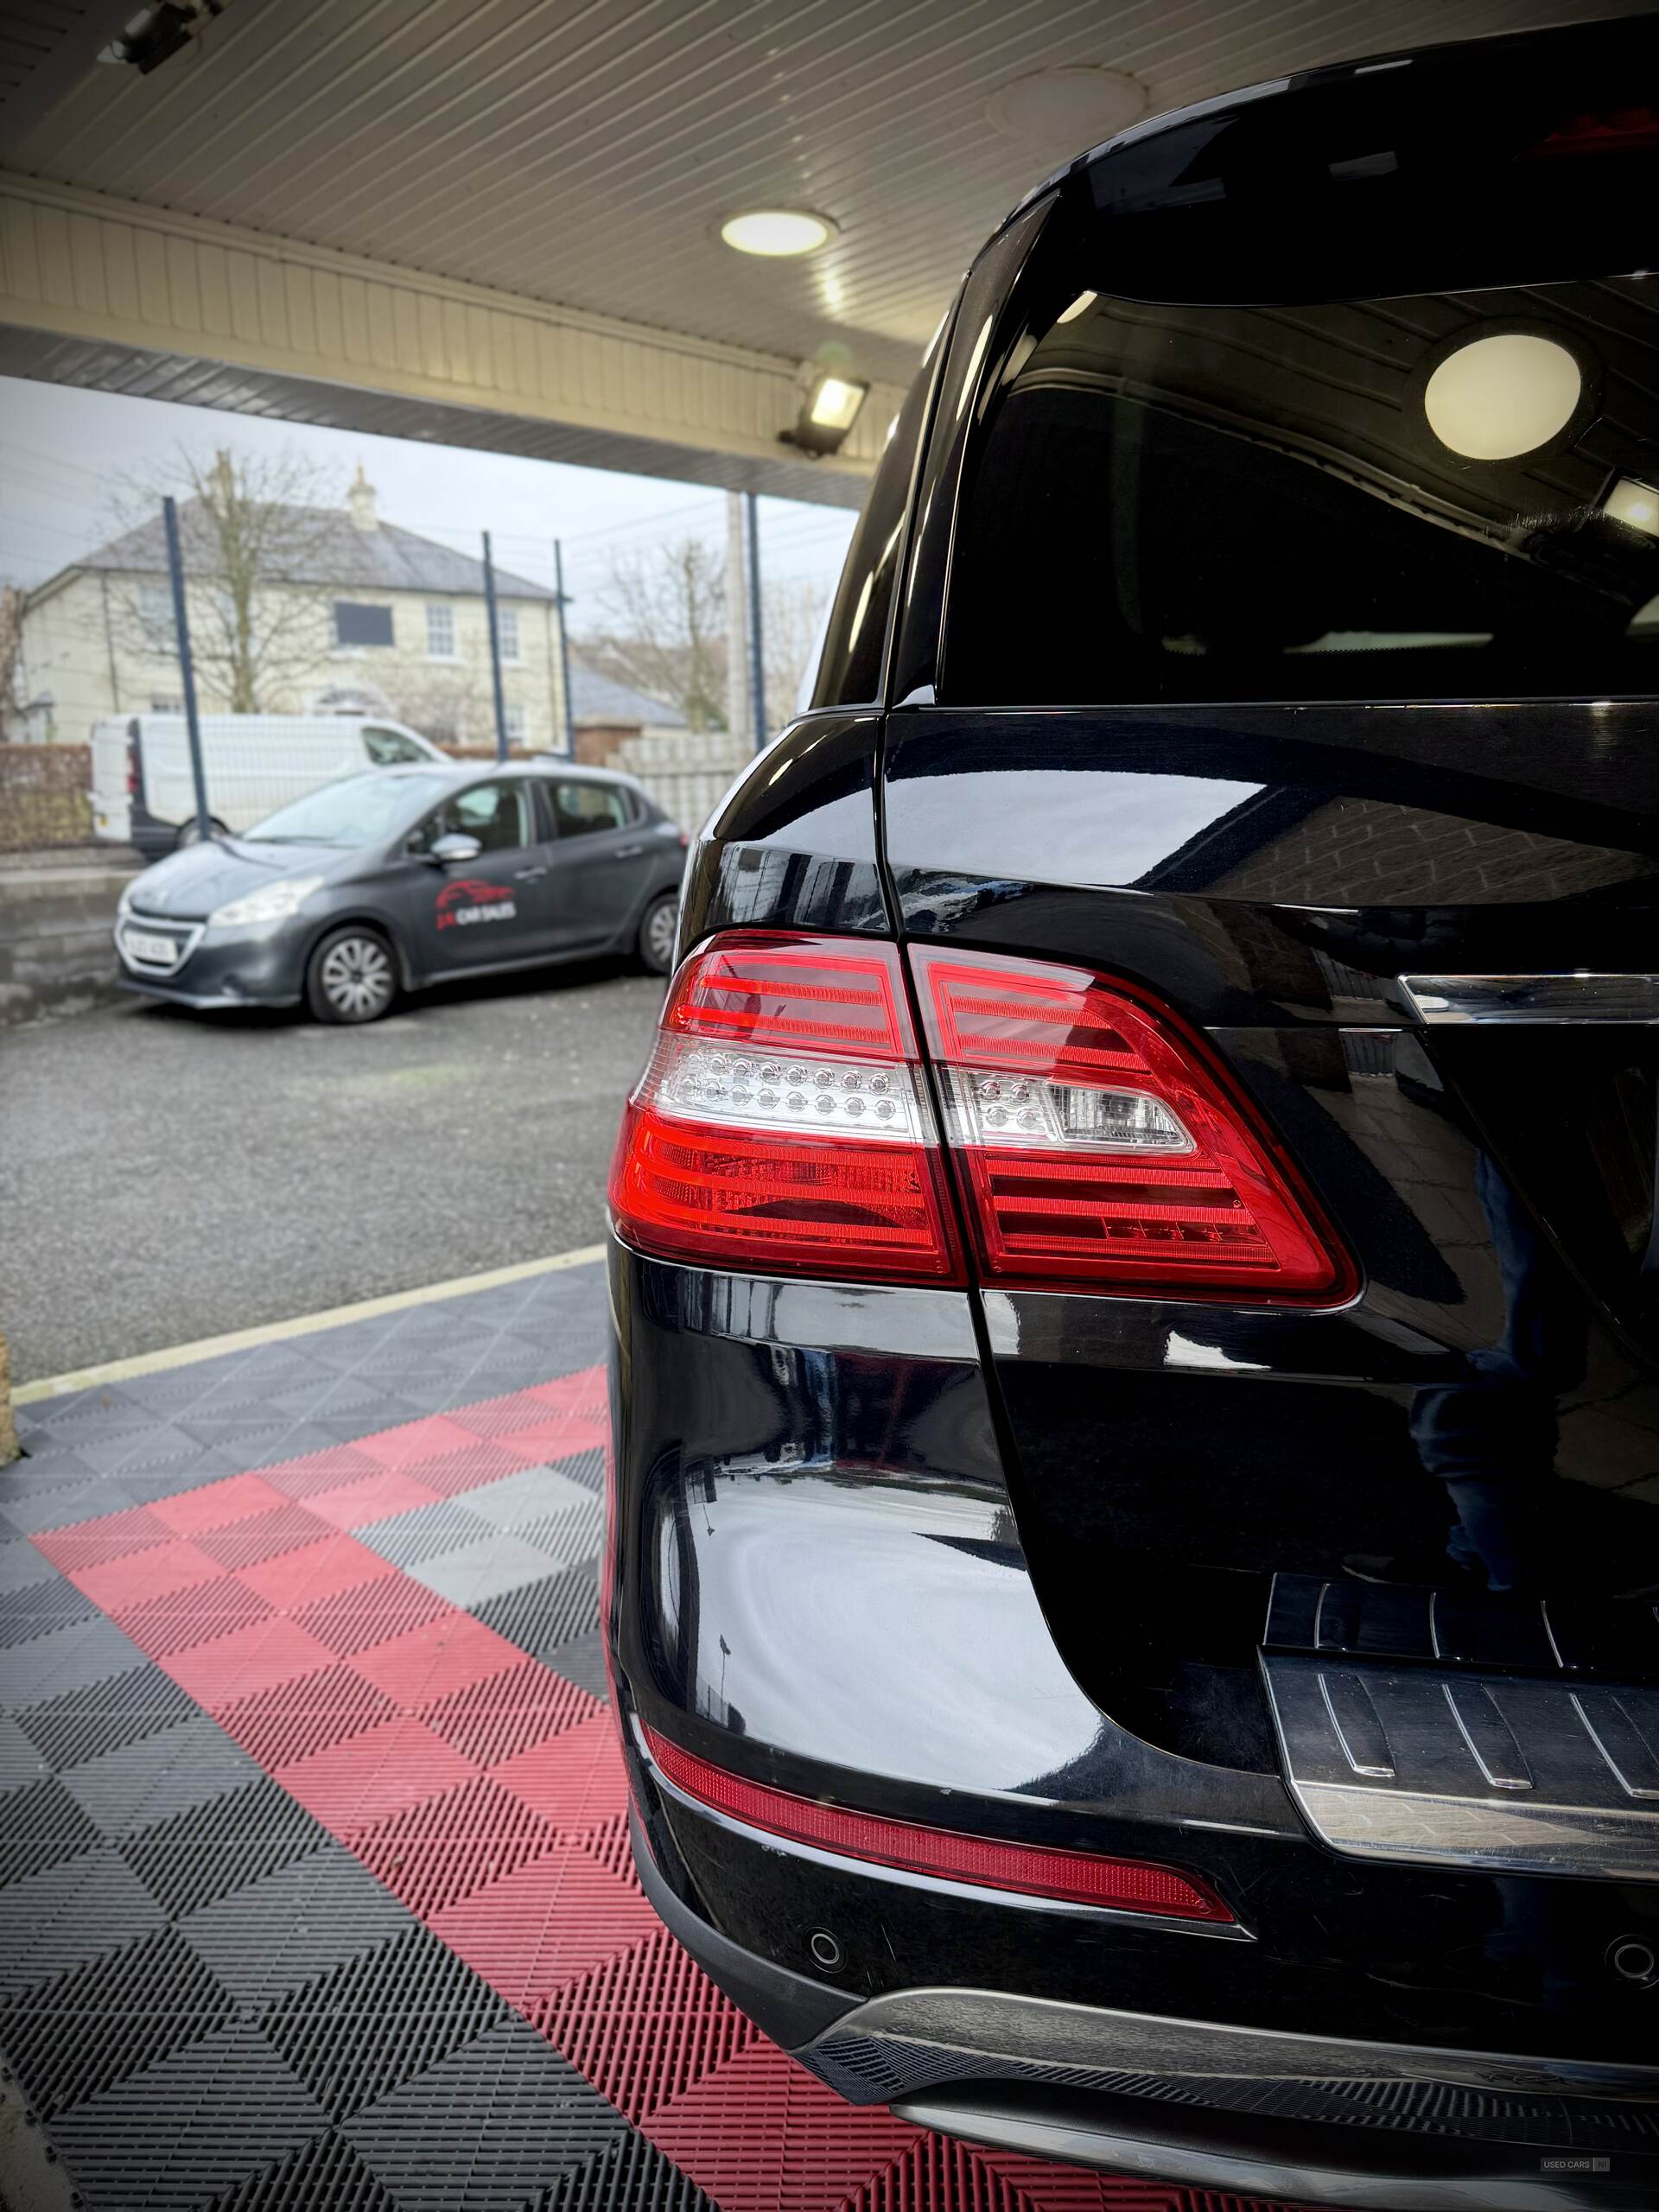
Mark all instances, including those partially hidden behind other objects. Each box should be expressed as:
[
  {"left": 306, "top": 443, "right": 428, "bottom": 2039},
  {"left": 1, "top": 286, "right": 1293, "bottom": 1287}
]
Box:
[{"left": 208, "top": 875, "right": 325, "bottom": 928}]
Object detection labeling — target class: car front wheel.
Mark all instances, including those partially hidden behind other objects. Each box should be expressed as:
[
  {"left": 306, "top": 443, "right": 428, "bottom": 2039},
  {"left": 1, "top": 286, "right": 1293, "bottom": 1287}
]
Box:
[
  {"left": 637, "top": 892, "right": 678, "bottom": 976},
  {"left": 307, "top": 925, "right": 398, "bottom": 1024}
]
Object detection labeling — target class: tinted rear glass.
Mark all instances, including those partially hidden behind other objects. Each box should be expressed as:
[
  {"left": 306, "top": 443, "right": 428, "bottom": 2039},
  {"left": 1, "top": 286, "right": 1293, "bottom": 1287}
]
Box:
[{"left": 944, "top": 277, "right": 1659, "bottom": 708}]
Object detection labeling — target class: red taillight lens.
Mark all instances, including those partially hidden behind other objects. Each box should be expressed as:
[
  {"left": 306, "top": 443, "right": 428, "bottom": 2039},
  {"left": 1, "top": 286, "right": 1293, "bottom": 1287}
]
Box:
[
  {"left": 912, "top": 945, "right": 1353, "bottom": 1303},
  {"left": 611, "top": 931, "right": 1351, "bottom": 1305},
  {"left": 1524, "top": 107, "right": 1659, "bottom": 158},
  {"left": 644, "top": 1726, "right": 1233, "bottom": 1921},
  {"left": 608, "top": 932, "right": 963, "bottom": 1284}
]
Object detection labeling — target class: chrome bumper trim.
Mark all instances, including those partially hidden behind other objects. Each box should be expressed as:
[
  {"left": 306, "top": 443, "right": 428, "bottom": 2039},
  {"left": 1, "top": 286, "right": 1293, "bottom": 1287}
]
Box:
[{"left": 1262, "top": 1653, "right": 1659, "bottom": 1879}]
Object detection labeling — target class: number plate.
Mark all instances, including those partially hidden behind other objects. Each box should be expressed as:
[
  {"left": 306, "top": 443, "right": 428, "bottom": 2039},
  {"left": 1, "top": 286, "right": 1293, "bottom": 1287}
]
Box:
[{"left": 124, "top": 928, "right": 181, "bottom": 968}]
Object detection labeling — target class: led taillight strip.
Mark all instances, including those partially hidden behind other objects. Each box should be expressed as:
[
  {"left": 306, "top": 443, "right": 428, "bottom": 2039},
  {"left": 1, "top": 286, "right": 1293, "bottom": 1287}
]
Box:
[
  {"left": 643, "top": 1726, "right": 1234, "bottom": 1922},
  {"left": 609, "top": 930, "right": 1354, "bottom": 1303}
]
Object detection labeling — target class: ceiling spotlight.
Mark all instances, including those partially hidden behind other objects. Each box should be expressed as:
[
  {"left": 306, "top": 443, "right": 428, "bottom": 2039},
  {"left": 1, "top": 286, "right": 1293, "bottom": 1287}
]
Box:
[
  {"left": 99, "top": 0, "right": 221, "bottom": 73},
  {"left": 785, "top": 372, "right": 870, "bottom": 456},
  {"left": 987, "top": 67, "right": 1147, "bottom": 151},
  {"left": 1423, "top": 333, "right": 1583, "bottom": 460},
  {"left": 1605, "top": 475, "right": 1659, "bottom": 538},
  {"left": 721, "top": 209, "right": 836, "bottom": 257}
]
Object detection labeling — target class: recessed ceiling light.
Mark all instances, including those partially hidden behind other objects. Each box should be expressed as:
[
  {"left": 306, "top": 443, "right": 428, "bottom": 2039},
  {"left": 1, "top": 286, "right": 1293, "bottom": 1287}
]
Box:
[
  {"left": 721, "top": 209, "right": 836, "bottom": 257},
  {"left": 1423, "top": 333, "right": 1582, "bottom": 460},
  {"left": 1605, "top": 475, "right": 1659, "bottom": 537},
  {"left": 987, "top": 67, "right": 1147, "bottom": 150}
]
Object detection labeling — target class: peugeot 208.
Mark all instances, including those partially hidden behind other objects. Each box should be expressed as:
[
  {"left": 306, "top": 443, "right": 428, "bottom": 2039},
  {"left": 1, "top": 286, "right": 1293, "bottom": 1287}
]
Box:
[{"left": 607, "top": 21, "right": 1659, "bottom": 2207}]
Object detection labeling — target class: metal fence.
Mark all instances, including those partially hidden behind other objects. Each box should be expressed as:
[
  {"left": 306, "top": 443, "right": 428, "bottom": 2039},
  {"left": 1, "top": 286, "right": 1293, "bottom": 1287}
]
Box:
[{"left": 0, "top": 745, "right": 93, "bottom": 852}]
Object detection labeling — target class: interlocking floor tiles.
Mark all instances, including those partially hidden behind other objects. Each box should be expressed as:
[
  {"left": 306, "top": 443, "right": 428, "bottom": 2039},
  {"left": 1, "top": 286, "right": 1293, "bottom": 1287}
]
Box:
[{"left": 0, "top": 1262, "right": 1305, "bottom": 2212}]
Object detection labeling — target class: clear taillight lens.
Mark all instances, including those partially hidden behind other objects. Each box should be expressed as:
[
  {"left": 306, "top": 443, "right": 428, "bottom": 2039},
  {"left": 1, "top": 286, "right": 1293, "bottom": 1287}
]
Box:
[
  {"left": 610, "top": 931, "right": 1352, "bottom": 1304},
  {"left": 608, "top": 933, "right": 963, "bottom": 1283},
  {"left": 912, "top": 945, "right": 1354, "bottom": 1302}
]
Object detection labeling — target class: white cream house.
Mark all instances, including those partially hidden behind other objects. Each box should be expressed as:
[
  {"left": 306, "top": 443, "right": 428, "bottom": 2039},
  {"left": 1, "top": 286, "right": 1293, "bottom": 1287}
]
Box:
[{"left": 16, "top": 469, "right": 567, "bottom": 752}]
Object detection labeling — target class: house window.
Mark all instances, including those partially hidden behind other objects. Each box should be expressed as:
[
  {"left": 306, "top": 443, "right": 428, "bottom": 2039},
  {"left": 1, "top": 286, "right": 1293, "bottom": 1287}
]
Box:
[
  {"left": 502, "top": 705, "right": 527, "bottom": 744},
  {"left": 137, "top": 584, "right": 175, "bottom": 651},
  {"left": 335, "top": 601, "right": 394, "bottom": 648},
  {"left": 496, "top": 605, "right": 521, "bottom": 662},
  {"left": 425, "top": 602, "right": 455, "bottom": 659}
]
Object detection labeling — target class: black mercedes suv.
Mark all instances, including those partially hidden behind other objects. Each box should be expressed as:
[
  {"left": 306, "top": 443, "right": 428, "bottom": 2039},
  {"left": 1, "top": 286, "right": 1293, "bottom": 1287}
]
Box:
[{"left": 607, "top": 20, "right": 1659, "bottom": 2209}]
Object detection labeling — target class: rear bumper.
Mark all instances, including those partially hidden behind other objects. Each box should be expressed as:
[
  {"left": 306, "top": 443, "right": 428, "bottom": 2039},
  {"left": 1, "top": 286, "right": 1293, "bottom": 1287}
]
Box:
[
  {"left": 608, "top": 1236, "right": 1659, "bottom": 2182},
  {"left": 631, "top": 1808, "right": 1659, "bottom": 2211}
]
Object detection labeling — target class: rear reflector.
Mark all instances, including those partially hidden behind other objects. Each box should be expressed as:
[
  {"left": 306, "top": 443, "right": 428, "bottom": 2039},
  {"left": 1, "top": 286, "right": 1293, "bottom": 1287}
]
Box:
[
  {"left": 608, "top": 933, "right": 962, "bottom": 1283},
  {"left": 912, "top": 945, "right": 1353, "bottom": 1301},
  {"left": 611, "top": 931, "right": 1351, "bottom": 1303},
  {"left": 644, "top": 1725, "right": 1233, "bottom": 1921}
]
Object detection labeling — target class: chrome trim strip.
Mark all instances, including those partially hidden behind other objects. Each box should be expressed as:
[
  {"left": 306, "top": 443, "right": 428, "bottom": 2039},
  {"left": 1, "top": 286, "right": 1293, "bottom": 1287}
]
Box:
[
  {"left": 1399, "top": 972, "right": 1659, "bottom": 1025},
  {"left": 1262, "top": 1654, "right": 1659, "bottom": 1879}
]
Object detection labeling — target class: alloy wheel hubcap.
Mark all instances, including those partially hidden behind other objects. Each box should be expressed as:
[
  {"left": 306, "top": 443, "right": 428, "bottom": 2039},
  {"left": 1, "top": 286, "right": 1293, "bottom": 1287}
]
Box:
[
  {"left": 646, "top": 901, "right": 676, "bottom": 965},
  {"left": 321, "top": 938, "right": 392, "bottom": 1017}
]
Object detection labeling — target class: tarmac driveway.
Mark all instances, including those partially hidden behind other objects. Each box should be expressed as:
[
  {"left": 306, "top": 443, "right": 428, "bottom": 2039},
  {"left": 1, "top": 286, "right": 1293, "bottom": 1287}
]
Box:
[{"left": 0, "top": 961, "right": 664, "bottom": 1383}]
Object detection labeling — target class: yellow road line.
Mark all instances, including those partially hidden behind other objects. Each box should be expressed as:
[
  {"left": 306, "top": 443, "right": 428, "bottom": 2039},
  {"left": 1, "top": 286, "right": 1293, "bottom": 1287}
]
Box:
[{"left": 14, "top": 1246, "right": 607, "bottom": 1403}]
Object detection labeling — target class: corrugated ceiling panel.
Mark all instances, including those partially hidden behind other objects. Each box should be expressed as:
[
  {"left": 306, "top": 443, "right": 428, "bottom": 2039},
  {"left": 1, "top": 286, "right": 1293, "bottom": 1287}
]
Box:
[{"left": 3, "top": 0, "right": 1650, "bottom": 388}]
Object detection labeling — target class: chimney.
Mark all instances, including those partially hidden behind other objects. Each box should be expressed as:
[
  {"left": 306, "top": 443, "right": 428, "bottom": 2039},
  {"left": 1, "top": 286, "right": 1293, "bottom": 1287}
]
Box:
[{"left": 347, "top": 464, "right": 378, "bottom": 532}]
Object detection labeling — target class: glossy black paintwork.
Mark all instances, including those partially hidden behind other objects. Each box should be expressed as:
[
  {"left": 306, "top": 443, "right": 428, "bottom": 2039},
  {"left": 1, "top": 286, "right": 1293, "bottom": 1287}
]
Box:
[
  {"left": 608, "top": 1242, "right": 1659, "bottom": 2064},
  {"left": 880, "top": 702, "right": 1659, "bottom": 1759},
  {"left": 611, "top": 14, "right": 1659, "bottom": 2148},
  {"left": 677, "top": 711, "right": 888, "bottom": 954}
]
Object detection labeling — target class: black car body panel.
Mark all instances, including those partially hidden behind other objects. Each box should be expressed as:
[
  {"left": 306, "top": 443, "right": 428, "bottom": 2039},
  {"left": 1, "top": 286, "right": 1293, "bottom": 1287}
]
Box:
[
  {"left": 608, "top": 19, "right": 1659, "bottom": 2207},
  {"left": 115, "top": 760, "right": 684, "bottom": 1013}
]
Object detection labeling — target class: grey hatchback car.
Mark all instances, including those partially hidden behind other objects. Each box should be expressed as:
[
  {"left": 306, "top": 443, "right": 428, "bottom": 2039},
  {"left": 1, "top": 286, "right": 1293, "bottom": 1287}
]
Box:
[{"left": 113, "top": 760, "right": 686, "bottom": 1022}]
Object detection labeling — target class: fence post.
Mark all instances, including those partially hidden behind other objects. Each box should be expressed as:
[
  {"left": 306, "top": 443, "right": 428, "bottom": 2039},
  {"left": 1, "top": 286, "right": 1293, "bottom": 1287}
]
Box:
[
  {"left": 553, "top": 538, "right": 575, "bottom": 760},
  {"left": 744, "top": 491, "right": 766, "bottom": 753},
  {"left": 162, "top": 496, "right": 213, "bottom": 841},
  {"left": 481, "top": 530, "right": 509, "bottom": 763}
]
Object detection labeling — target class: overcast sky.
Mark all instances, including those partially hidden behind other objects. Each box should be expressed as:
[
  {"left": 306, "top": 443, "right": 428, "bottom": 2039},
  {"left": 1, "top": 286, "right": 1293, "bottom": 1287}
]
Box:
[{"left": 0, "top": 376, "right": 858, "bottom": 626}]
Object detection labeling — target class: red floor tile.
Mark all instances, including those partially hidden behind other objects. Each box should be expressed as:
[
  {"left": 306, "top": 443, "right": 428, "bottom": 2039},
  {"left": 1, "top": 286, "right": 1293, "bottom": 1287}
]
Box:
[
  {"left": 492, "top": 1711, "right": 633, "bottom": 1829},
  {"left": 161, "top": 1613, "right": 340, "bottom": 1704},
  {"left": 274, "top": 1714, "right": 481, "bottom": 1832},
  {"left": 347, "top": 1610, "right": 523, "bottom": 1706},
  {"left": 70, "top": 1536, "right": 226, "bottom": 1611},
  {"left": 149, "top": 1471, "right": 290, "bottom": 1535},
  {"left": 235, "top": 1532, "right": 398, "bottom": 1610}
]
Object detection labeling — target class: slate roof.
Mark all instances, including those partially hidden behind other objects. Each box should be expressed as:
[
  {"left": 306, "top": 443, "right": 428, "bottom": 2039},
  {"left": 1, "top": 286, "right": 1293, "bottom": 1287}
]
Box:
[
  {"left": 568, "top": 660, "right": 687, "bottom": 728},
  {"left": 69, "top": 500, "right": 561, "bottom": 602}
]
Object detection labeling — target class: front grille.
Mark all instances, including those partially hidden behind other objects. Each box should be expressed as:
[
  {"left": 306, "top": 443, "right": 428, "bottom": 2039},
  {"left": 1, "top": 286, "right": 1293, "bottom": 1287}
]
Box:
[{"left": 118, "top": 912, "right": 201, "bottom": 972}]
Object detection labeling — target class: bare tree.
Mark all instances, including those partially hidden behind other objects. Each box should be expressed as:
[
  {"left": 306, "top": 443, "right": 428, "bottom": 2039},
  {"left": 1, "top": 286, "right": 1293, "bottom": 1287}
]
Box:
[
  {"left": 578, "top": 537, "right": 728, "bottom": 731},
  {"left": 108, "top": 448, "right": 337, "bottom": 712},
  {"left": 762, "top": 575, "right": 830, "bottom": 729},
  {"left": 0, "top": 585, "right": 24, "bottom": 736}
]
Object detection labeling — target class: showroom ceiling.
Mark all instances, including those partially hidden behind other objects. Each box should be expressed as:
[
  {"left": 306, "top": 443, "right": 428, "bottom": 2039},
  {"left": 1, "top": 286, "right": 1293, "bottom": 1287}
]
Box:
[{"left": 3, "top": 0, "right": 1648, "bottom": 396}]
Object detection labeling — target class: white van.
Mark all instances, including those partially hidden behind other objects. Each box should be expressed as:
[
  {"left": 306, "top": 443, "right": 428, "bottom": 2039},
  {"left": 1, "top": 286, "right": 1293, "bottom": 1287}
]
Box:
[{"left": 91, "top": 714, "right": 448, "bottom": 854}]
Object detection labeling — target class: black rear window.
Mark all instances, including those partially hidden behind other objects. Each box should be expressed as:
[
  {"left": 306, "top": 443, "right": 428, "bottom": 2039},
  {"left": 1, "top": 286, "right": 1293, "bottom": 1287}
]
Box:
[
  {"left": 944, "top": 280, "right": 1659, "bottom": 707},
  {"left": 940, "top": 18, "right": 1659, "bottom": 709}
]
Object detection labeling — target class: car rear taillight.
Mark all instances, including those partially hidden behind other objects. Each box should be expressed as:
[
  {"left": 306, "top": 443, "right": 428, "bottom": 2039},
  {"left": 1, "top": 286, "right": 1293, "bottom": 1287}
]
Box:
[
  {"left": 608, "top": 932, "right": 963, "bottom": 1283},
  {"left": 126, "top": 734, "right": 140, "bottom": 799},
  {"left": 912, "top": 944, "right": 1353, "bottom": 1302},
  {"left": 611, "top": 931, "right": 1352, "bottom": 1304},
  {"left": 643, "top": 1726, "right": 1233, "bottom": 1921}
]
